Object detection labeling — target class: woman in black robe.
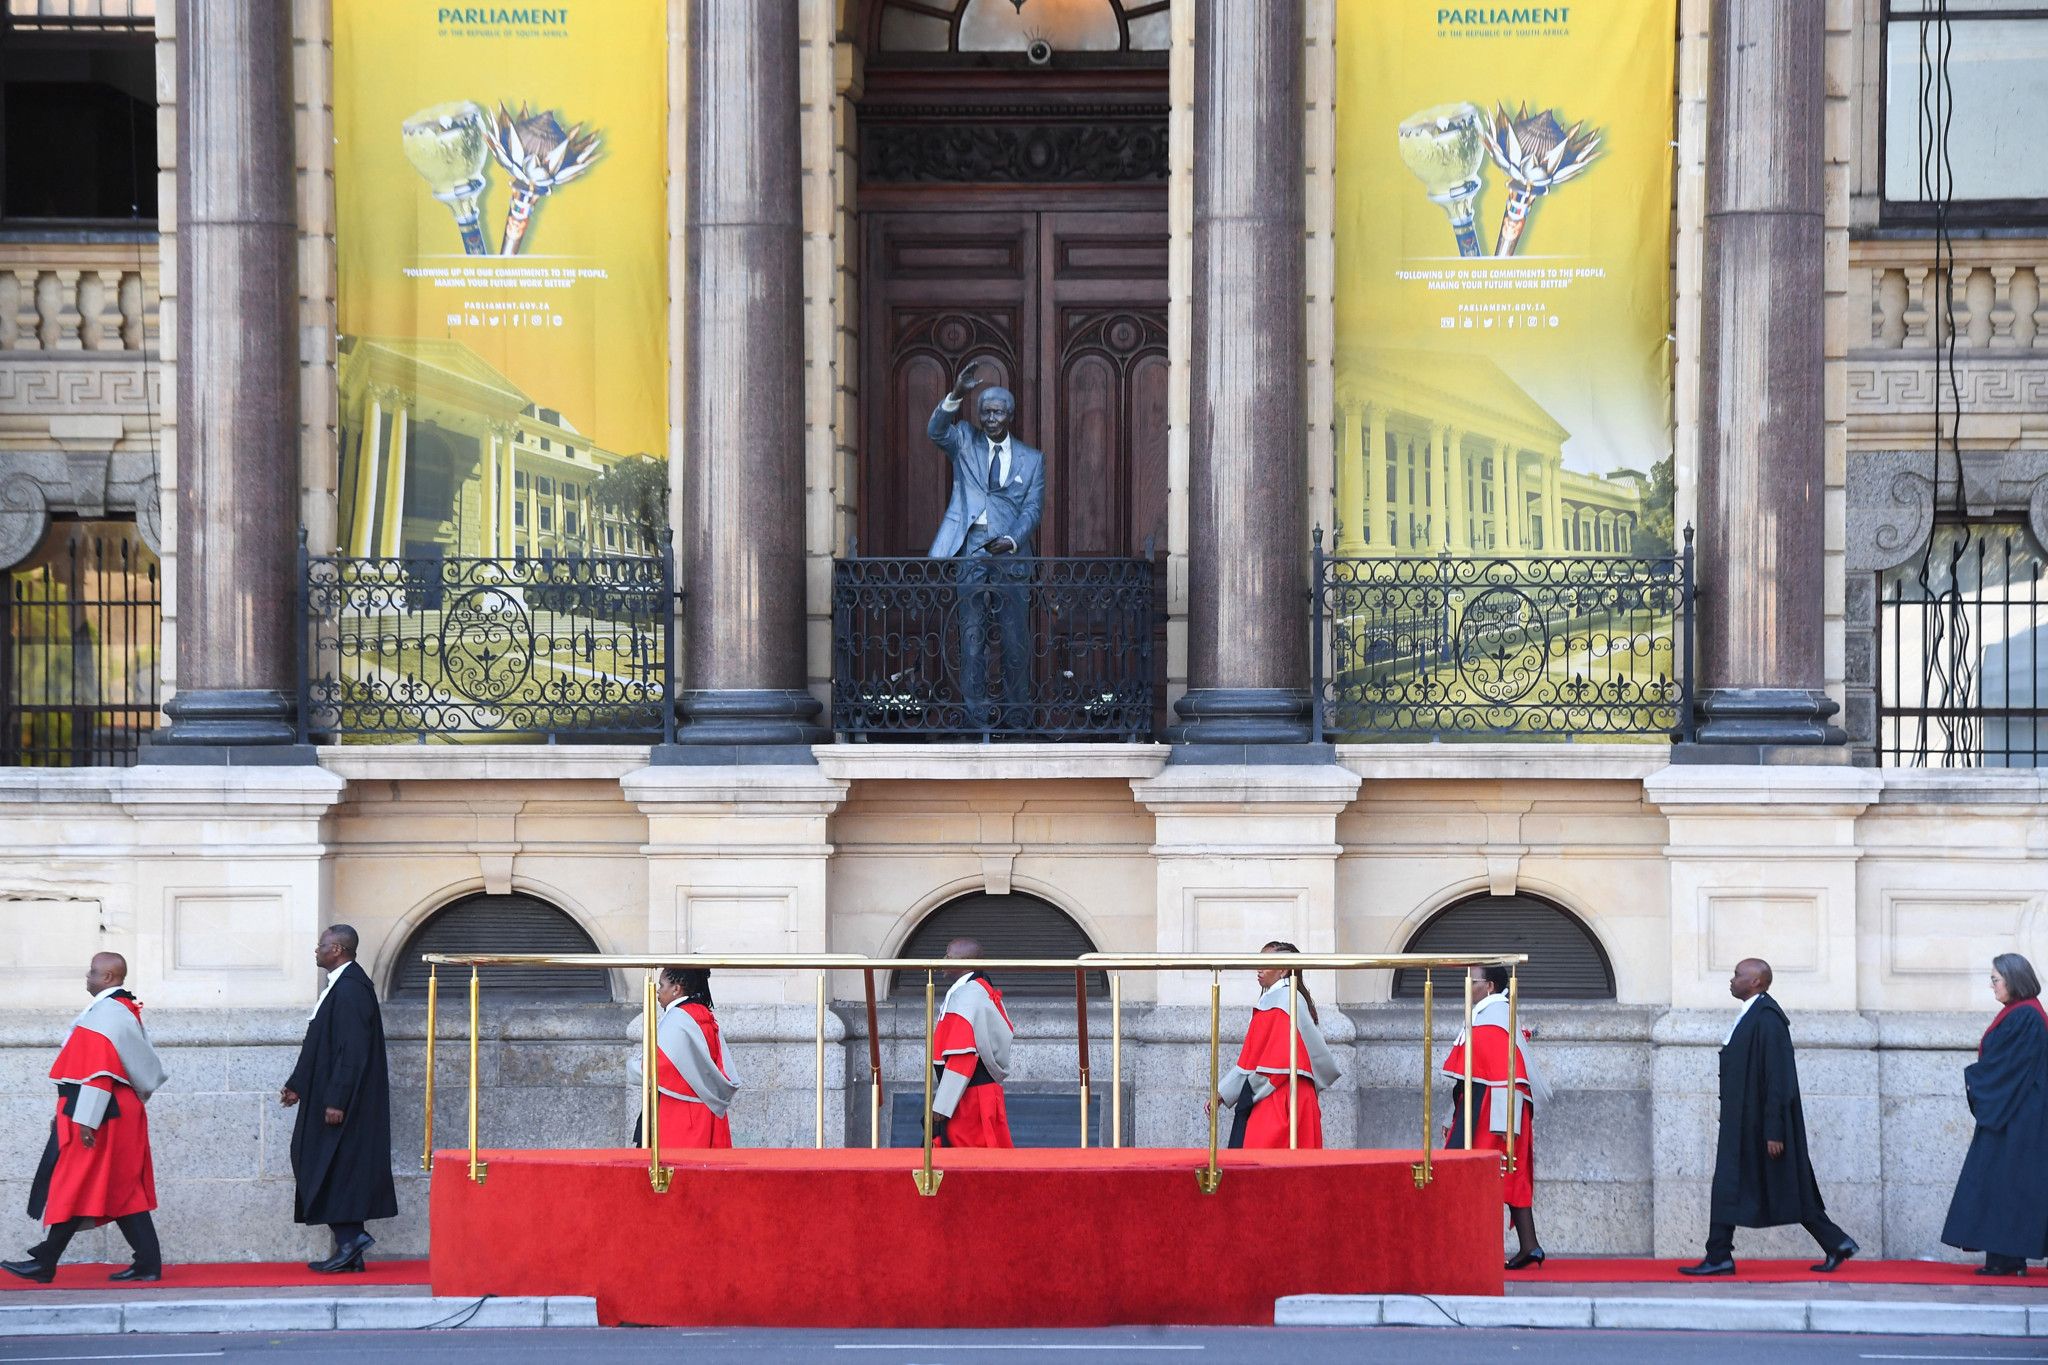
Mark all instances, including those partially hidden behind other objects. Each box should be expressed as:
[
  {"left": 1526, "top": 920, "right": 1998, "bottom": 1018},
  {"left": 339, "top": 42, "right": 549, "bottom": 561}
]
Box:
[{"left": 1941, "top": 952, "right": 2048, "bottom": 1276}]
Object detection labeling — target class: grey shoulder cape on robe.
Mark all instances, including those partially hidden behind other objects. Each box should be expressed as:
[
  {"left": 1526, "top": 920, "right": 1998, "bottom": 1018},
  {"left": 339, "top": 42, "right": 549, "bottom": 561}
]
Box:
[
  {"left": 284, "top": 961, "right": 397, "bottom": 1226},
  {"left": 1710, "top": 992, "right": 1832, "bottom": 1228}
]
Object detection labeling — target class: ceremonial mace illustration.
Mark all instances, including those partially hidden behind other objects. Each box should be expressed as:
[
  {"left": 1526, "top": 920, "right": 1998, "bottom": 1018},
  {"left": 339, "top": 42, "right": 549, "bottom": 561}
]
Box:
[
  {"left": 487, "top": 102, "right": 602, "bottom": 256},
  {"left": 1480, "top": 101, "right": 1602, "bottom": 257},
  {"left": 401, "top": 101, "right": 493, "bottom": 256},
  {"left": 1397, "top": 102, "right": 1489, "bottom": 258}
]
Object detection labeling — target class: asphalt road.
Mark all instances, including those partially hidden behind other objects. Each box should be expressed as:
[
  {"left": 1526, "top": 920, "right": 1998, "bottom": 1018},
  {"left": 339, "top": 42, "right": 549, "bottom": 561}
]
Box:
[{"left": 2, "top": 1329, "right": 2044, "bottom": 1364}]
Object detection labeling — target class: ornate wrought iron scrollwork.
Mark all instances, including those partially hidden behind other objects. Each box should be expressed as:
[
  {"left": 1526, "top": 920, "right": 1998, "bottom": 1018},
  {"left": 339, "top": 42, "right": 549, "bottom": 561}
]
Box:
[
  {"left": 831, "top": 556, "right": 1156, "bottom": 741},
  {"left": 299, "top": 550, "right": 674, "bottom": 743},
  {"left": 1311, "top": 543, "right": 1696, "bottom": 742}
]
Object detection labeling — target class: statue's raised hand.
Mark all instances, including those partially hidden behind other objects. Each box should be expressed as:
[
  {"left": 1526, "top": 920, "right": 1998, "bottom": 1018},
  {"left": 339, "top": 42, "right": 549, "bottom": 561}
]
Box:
[{"left": 948, "top": 360, "right": 986, "bottom": 403}]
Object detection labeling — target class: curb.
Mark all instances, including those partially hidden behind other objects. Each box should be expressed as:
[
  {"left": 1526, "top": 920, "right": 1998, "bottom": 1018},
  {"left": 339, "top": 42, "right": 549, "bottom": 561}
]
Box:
[
  {"left": 0, "top": 1295, "right": 599, "bottom": 1337},
  {"left": 1275, "top": 1294, "right": 2045, "bottom": 1337}
]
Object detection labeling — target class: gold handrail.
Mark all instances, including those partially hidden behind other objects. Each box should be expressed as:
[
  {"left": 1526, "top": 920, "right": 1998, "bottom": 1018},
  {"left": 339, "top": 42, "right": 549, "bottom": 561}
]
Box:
[
  {"left": 643, "top": 971, "right": 674, "bottom": 1193},
  {"left": 1504, "top": 964, "right": 1520, "bottom": 1176},
  {"left": 1412, "top": 969, "right": 1434, "bottom": 1188},
  {"left": 417, "top": 949, "right": 1531, "bottom": 1199}
]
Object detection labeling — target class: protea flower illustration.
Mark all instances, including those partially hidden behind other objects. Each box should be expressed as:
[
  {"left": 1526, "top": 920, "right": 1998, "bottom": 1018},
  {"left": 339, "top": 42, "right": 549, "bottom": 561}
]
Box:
[
  {"left": 486, "top": 102, "right": 602, "bottom": 255},
  {"left": 1478, "top": 102, "right": 1601, "bottom": 257}
]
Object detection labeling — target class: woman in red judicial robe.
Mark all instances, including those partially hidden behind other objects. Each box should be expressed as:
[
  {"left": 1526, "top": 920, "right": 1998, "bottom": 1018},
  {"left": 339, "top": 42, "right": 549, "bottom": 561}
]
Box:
[
  {"left": 645, "top": 967, "right": 738, "bottom": 1148},
  {"left": 1216, "top": 941, "right": 1343, "bottom": 1149},
  {"left": 1443, "top": 964, "right": 1551, "bottom": 1269}
]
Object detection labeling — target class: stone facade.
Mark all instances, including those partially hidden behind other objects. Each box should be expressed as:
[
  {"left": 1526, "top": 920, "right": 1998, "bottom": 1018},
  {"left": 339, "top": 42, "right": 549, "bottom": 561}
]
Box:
[{"left": 0, "top": 0, "right": 2043, "bottom": 1272}]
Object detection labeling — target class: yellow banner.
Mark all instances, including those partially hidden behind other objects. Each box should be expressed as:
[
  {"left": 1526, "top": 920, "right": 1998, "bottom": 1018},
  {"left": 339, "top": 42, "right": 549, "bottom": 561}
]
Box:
[
  {"left": 1334, "top": 0, "right": 1675, "bottom": 560},
  {"left": 334, "top": 0, "right": 667, "bottom": 561}
]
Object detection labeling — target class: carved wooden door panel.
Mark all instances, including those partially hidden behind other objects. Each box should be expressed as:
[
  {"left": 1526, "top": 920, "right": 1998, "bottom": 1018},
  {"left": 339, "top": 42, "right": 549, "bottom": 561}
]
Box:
[
  {"left": 860, "top": 208, "right": 1167, "bottom": 561},
  {"left": 861, "top": 211, "right": 1037, "bottom": 557},
  {"left": 1037, "top": 210, "right": 1168, "bottom": 559}
]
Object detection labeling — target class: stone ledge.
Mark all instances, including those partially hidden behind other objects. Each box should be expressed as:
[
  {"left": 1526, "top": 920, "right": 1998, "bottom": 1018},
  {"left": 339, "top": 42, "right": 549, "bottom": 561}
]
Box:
[
  {"left": 1338, "top": 743, "right": 1668, "bottom": 783},
  {"left": 1276, "top": 1293, "right": 2042, "bottom": 1336},
  {"left": 0, "top": 1295, "right": 589, "bottom": 1337},
  {"left": 1347, "top": 1005, "right": 1662, "bottom": 1045},
  {"left": 1652, "top": 1009, "right": 1881, "bottom": 1049}
]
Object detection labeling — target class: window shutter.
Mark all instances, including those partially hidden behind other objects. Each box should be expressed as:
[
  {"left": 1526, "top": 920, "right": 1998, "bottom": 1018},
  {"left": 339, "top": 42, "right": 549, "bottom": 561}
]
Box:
[
  {"left": 1392, "top": 894, "right": 1614, "bottom": 1001},
  {"left": 890, "top": 892, "right": 1103, "bottom": 998},
  {"left": 392, "top": 893, "right": 611, "bottom": 1000}
]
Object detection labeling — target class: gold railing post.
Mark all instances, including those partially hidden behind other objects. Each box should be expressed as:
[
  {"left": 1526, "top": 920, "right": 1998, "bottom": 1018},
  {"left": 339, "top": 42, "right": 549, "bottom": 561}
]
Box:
[
  {"left": 1504, "top": 965, "right": 1519, "bottom": 1176},
  {"left": 1287, "top": 969, "right": 1300, "bottom": 1152},
  {"left": 1461, "top": 970, "right": 1475, "bottom": 1153},
  {"left": 815, "top": 972, "right": 826, "bottom": 1151},
  {"left": 912, "top": 969, "right": 943, "bottom": 1195},
  {"left": 466, "top": 966, "right": 487, "bottom": 1185},
  {"left": 421, "top": 964, "right": 437, "bottom": 1173},
  {"left": 644, "top": 972, "right": 673, "bottom": 1194},
  {"left": 1110, "top": 971, "right": 1123, "bottom": 1149},
  {"left": 1196, "top": 969, "right": 1222, "bottom": 1194},
  {"left": 640, "top": 972, "right": 653, "bottom": 1158},
  {"left": 1074, "top": 968, "right": 1091, "bottom": 1149},
  {"left": 1413, "top": 968, "right": 1434, "bottom": 1188},
  {"left": 863, "top": 969, "right": 882, "bottom": 1151}
]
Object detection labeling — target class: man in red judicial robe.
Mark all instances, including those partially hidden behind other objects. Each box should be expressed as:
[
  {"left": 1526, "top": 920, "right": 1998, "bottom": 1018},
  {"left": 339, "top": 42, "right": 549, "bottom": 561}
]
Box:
[
  {"left": 4, "top": 952, "right": 168, "bottom": 1283},
  {"left": 1216, "top": 941, "right": 1343, "bottom": 1148},
  {"left": 632, "top": 967, "right": 739, "bottom": 1147},
  {"left": 1443, "top": 964, "right": 1551, "bottom": 1269},
  {"left": 930, "top": 938, "right": 1015, "bottom": 1147}
]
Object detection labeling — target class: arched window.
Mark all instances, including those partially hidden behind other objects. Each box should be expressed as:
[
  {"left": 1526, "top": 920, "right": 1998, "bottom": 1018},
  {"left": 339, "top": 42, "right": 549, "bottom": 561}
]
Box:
[
  {"left": 390, "top": 892, "right": 611, "bottom": 1001},
  {"left": 871, "top": 0, "right": 1170, "bottom": 59},
  {"left": 1391, "top": 893, "right": 1615, "bottom": 1001},
  {"left": 890, "top": 891, "right": 1104, "bottom": 998}
]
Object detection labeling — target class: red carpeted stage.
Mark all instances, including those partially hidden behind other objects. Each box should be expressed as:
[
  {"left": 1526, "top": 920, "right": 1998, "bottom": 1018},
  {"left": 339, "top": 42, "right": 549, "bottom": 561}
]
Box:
[{"left": 429, "top": 1147, "right": 1504, "bottom": 1327}]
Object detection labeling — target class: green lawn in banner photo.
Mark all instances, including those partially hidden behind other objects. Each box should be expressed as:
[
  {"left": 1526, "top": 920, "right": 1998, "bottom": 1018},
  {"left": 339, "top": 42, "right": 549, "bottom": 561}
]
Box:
[
  {"left": 317, "top": 605, "right": 665, "bottom": 743},
  {"left": 1325, "top": 608, "right": 1680, "bottom": 743}
]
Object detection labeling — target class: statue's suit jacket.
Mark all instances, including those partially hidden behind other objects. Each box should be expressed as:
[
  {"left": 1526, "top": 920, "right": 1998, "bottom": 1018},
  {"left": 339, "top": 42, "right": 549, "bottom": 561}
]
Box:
[{"left": 926, "top": 401, "right": 1046, "bottom": 559}]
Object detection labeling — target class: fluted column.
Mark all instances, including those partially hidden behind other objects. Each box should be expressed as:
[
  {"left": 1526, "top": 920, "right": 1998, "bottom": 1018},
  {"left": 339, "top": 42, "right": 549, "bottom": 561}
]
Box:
[
  {"left": 1175, "top": 0, "right": 1311, "bottom": 750},
  {"left": 1335, "top": 401, "right": 1364, "bottom": 554},
  {"left": 1695, "top": 0, "right": 1840, "bottom": 750},
  {"left": 1543, "top": 452, "right": 1563, "bottom": 553},
  {"left": 671, "top": 0, "right": 824, "bottom": 760},
  {"left": 1500, "top": 444, "right": 1524, "bottom": 552},
  {"left": 1444, "top": 425, "right": 1467, "bottom": 552},
  {"left": 148, "top": 0, "right": 304, "bottom": 760},
  {"left": 1364, "top": 403, "right": 1385, "bottom": 549}
]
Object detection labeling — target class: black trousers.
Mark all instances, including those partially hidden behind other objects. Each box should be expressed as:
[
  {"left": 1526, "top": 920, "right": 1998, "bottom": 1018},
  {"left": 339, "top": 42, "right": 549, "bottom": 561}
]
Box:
[
  {"left": 329, "top": 1220, "right": 366, "bottom": 1244},
  {"left": 1705, "top": 1215, "right": 1849, "bottom": 1261},
  {"left": 29, "top": 1212, "right": 160, "bottom": 1273}
]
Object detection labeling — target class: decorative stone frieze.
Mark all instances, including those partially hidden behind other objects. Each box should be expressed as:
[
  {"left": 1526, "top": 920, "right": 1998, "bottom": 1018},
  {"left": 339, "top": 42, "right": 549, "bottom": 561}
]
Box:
[{"left": 0, "top": 448, "right": 163, "bottom": 566}]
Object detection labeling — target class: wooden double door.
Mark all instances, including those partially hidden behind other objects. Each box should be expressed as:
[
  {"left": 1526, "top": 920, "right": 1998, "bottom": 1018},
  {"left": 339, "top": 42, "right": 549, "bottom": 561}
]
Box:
[{"left": 860, "top": 205, "right": 1168, "bottom": 560}]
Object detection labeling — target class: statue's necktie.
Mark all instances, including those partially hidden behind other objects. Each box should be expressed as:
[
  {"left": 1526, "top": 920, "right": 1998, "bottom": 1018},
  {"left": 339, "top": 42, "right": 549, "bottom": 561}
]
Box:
[{"left": 988, "top": 444, "right": 1002, "bottom": 494}]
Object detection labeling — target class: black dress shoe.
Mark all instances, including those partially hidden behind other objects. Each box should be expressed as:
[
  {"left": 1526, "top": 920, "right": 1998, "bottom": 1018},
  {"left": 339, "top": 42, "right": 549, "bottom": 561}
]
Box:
[
  {"left": 1, "top": 1259, "right": 55, "bottom": 1283},
  {"left": 1810, "top": 1239, "right": 1859, "bottom": 1273},
  {"left": 1678, "top": 1258, "right": 1736, "bottom": 1276},
  {"left": 1505, "top": 1247, "right": 1546, "bottom": 1271},
  {"left": 309, "top": 1231, "right": 374, "bottom": 1274},
  {"left": 108, "top": 1265, "right": 161, "bottom": 1282},
  {"left": 1977, "top": 1261, "right": 2027, "bottom": 1277}
]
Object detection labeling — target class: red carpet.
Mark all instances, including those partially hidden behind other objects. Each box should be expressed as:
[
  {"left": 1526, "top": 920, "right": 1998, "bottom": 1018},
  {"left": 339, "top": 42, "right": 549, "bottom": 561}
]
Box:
[
  {"left": 431, "top": 1146, "right": 1505, "bottom": 1327},
  {"left": 0, "top": 1259, "right": 429, "bottom": 1291},
  {"left": 1522, "top": 1256, "right": 2048, "bottom": 1287}
]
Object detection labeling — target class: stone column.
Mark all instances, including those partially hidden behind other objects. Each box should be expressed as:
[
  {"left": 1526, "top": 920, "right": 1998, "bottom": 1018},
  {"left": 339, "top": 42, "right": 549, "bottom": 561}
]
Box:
[
  {"left": 349, "top": 391, "right": 382, "bottom": 558},
  {"left": 672, "top": 0, "right": 825, "bottom": 761},
  {"left": 1175, "top": 0, "right": 1311, "bottom": 751},
  {"left": 1695, "top": 0, "right": 1841, "bottom": 752},
  {"left": 148, "top": 1, "right": 304, "bottom": 760},
  {"left": 1363, "top": 403, "right": 1385, "bottom": 550},
  {"left": 479, "top": 430, "right": 500, "bottom": 555},
  {"left": 378, "top": 404, "right": 410, "bottom": 558}
]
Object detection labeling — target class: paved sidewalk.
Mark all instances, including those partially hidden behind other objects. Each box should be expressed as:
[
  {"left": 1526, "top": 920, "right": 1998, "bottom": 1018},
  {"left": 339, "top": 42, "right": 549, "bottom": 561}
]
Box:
[
  {"left": 1508, "top": 1277, "right": 2045, "bottom": 1304},
  {"left": 1280, "top": 1292, "right": 2048, "bottom": 1337}
]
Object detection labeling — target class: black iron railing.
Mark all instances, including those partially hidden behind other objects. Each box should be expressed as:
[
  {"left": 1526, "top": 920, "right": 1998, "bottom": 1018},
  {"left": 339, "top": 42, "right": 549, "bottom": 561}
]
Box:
[
  {"left": 1878, "top": 521, "right": 2047, "bottom": 768},
  {"left": 2, "top": 521, "right": 161, "bottom": 766},
  {"left": 1312, "top": 529, "right": 1695, "bottom": 742},
  {"left": 299, "top": 542, "right": 675, "bottom": 744},
  {"left": 831, "top": 556, "right": 1156, "bottom": 740}
]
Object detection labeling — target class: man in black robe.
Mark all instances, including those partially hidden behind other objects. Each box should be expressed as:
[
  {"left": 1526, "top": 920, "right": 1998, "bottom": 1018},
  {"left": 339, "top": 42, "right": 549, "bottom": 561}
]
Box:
[
  {"left": 1680, "top": 958, "right": 1858, "bottom": 1276},
  {"left": 281, "top": 925, "right": 396, "bottom": 1273}
]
